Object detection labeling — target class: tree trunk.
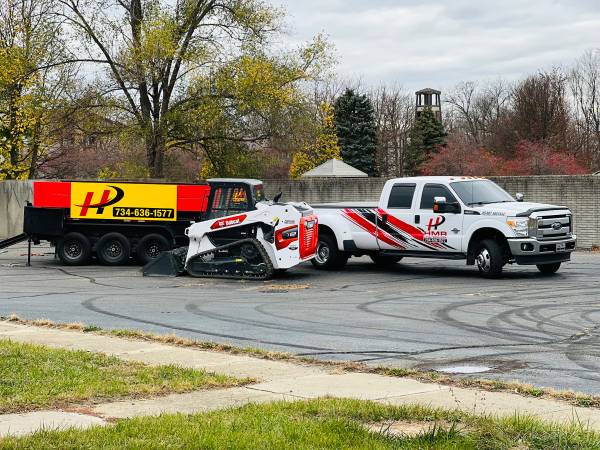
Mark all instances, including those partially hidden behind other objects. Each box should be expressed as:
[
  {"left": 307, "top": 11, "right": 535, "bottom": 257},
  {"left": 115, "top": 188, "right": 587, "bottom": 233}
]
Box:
[
  {"left": 146, "top": 128, "right": 165, "bottom": 178},
  {"left": 6, "top": 88, "right": 21, "bottom": 180}
]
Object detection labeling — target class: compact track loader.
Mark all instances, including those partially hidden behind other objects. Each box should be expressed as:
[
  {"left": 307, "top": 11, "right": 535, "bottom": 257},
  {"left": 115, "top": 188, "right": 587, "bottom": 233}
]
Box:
[{"left": 143, "top": 190, "right": 318, "bottom": 280}]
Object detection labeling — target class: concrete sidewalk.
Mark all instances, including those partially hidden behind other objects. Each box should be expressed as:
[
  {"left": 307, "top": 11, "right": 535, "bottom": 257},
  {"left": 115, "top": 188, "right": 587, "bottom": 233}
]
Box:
[{"left": 1, "top": 321, "right": 599, "bottom": 437}]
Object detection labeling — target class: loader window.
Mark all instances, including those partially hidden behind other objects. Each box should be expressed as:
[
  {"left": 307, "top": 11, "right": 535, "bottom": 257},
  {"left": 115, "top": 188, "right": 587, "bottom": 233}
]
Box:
[{"left": 207, "top": 186, "right": 250, "bottom": 219}]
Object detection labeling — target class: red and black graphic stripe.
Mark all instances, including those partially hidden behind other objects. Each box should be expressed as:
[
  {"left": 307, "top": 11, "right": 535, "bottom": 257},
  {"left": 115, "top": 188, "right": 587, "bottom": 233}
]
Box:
[
  {"left": 341, "top": 208, "right": 455, "bottom": 251},
  {"left": 341, "top": 208, "right": 406, "bottom": 249}
]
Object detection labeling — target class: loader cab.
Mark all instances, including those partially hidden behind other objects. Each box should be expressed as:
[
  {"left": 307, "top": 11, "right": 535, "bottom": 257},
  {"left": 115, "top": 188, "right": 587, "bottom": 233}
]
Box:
[{"left": 205, "top": 179, "right": 265, "bottom": 220}]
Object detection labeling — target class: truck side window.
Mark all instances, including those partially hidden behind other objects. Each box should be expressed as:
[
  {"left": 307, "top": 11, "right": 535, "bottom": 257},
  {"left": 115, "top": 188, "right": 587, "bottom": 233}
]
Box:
[
  {"left": 387, "top": 184, "right": 416, "bottom": 209},
  {"left": 420, "top": 184, "right": 458, "bottom": 210}
]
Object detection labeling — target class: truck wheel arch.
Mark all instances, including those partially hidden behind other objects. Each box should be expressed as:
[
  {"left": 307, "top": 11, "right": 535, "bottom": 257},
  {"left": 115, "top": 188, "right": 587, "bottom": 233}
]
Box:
[
  {"left": 467, "top": 228, "right": 511, "bottom": 265},
  {"left": 317, "top": 224, "right": 342, "bottom": 250}
]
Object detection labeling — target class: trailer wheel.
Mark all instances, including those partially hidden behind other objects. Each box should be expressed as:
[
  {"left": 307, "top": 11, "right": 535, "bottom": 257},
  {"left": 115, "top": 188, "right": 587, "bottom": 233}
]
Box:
[
  {"left": 97, "top": 232, "right": 131, "bottom": 266},
  {"left": 370, "top": 254, "right": 403, "bottom": 267},
  {"left": 136, "top": 233, "right": 170, "bottom": 265},
  {"left": 311, "top": 233, "right": 348, "bottom": 270},
  {"left": 57, "top": 232, "right": 91, "bottom": 266}
]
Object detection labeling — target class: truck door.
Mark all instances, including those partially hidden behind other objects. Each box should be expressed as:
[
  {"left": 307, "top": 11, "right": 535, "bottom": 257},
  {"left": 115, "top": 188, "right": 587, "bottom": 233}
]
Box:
[
  {"left": 376, "top": 183, "right": 418, "bottom": 251},
  {"left": 416, "top": 183, "right": 463, "bottom": 252}
]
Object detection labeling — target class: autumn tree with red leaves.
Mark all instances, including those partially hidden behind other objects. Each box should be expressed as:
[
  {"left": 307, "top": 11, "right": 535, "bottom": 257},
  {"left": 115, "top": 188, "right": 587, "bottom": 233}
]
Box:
[
  {"left": 501, "top": 140, "right": 588, "bottom": 175},
  {"left": 421, "top": 134, "right": 504, "bottom": 176}
]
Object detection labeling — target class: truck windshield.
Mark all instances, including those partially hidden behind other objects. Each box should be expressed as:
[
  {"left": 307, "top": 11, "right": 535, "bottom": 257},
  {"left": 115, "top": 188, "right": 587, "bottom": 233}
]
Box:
[{"left": 450, "top": 180, "right": 514, "bottom": 206}]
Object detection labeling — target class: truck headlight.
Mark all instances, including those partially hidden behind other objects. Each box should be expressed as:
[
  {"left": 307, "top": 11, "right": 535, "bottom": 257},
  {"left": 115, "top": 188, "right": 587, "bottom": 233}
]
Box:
[{"left": 506, "top": 217, "right": 529, "bottom": 237}]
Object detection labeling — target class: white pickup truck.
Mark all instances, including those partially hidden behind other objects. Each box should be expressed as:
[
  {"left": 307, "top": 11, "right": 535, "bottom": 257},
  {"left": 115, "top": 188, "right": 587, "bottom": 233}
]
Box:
[{"left": 312, "top": 176, "right": 576, "bottom": 278}]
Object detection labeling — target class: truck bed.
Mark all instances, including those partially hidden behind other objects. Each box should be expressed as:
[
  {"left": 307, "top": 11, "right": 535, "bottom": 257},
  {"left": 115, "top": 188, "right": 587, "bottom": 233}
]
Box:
[{"left": 312, "top": 202, "right": 378, "bottom": 209}]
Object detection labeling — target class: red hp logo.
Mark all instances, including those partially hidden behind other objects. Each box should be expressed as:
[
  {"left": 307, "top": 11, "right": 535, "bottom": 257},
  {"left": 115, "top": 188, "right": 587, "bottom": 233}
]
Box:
[
  {"left": 76, "top": 186, "right": 124, "bottom": 216},
  {"left": 427, "top": 216, "right": 446, "bottom": 231}
]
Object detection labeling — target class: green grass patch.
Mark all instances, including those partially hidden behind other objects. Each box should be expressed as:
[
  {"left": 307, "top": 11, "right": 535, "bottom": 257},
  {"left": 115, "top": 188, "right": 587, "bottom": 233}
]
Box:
[
  {"left": 1, "top": 398, "right": 599, "bottom": 449},
  {"left": 0, "top": 340, "right": 249, "bottom": 413}
]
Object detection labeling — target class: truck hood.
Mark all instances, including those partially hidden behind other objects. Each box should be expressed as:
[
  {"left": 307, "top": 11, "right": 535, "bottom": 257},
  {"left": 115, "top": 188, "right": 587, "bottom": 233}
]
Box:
[{"left": 470, "top": 201, "right": 569, "bottom": 217}]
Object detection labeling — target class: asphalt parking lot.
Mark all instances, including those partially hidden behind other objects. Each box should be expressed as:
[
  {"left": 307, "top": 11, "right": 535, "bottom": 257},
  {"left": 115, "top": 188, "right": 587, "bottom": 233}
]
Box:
[{"left": 2, "top": 243, "right": 600, "bottom": 395}]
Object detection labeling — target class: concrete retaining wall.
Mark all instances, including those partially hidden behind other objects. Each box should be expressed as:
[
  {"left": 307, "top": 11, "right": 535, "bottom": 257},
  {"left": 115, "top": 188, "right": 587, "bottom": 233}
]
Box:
[
  {"left": 2, "top": 176, "right": 598, "bottom": 248},
  {"left": 0, "top": 181, "right": 33, "bottom": 240}
]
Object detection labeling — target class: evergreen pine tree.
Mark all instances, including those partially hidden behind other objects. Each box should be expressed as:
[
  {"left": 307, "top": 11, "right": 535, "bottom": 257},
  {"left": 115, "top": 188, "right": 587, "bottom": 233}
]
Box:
[
  {"left": 404, "top": 106, "right": 447, "bottom": 175},
  {"left": 333, "top": 89, "right": 378, "bottom": 176}
]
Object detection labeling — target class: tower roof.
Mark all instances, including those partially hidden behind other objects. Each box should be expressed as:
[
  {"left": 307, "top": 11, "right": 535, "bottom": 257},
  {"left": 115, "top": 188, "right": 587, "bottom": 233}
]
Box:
[{"left": 415, "top": 88, "right": 441, "bottom": 95}]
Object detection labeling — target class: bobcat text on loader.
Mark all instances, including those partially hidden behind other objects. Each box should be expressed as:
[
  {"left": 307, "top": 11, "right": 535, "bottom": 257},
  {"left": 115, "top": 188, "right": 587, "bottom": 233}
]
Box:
[{"left": 8, "top": 178, "right": 318, "bottom": 280}]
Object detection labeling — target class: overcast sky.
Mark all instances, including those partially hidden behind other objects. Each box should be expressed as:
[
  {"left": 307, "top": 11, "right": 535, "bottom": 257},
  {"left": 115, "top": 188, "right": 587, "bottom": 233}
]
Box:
[{"left": 275, "top": 0, "right": 600, "bottom": 92}]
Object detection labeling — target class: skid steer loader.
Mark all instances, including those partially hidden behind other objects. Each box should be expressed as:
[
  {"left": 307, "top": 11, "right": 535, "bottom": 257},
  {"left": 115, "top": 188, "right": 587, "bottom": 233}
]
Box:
[{"left": 143, "top": 187, "right": 318, "bottom": 280}]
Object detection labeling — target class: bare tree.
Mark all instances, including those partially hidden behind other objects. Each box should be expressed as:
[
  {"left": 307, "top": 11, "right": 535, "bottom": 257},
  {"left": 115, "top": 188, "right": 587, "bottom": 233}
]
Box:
[
  {"left": 369, "top": 85, "right": 413, "bottom": 177},
  {"left": 570, "top": 50, "right": 600, "bottom": 169},
  {"left": 511, "top": 69, "right": 571, "bottom": 149},
  {"left": 445, "top": 79, "right": 512, "bottom": 151}
]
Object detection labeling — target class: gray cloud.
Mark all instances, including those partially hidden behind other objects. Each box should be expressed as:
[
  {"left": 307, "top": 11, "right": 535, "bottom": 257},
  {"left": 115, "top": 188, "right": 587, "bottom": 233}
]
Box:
[{"left": 275, "top": 0, "right": 600, "bottom": 91}]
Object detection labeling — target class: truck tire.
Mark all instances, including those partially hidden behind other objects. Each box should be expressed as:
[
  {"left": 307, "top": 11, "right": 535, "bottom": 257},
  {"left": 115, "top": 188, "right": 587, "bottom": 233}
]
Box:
[
  {"left": 136, "top": 233, "right": 171, "bottom": 265},
  {"left": 475, "top": 239, "right": 504, "bottom": 278},
  {"left": 57, "top": 232, "right": 92, "bottom": 266},
  {"left": 370, "top": 254, "right": 403, "bottom": 266},
  {"left": 311, "top": 233, "right": 348, "bottom": 270},
  {"left": 96, "top": 232, "right": 131, "bottom": 266},
  {"left": 537, "top": 262, "right": 561, "bottom": 275}
]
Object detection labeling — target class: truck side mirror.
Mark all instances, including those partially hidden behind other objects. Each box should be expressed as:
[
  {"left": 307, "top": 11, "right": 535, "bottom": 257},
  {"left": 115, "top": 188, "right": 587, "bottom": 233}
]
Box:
[
  {"left": 433, "top": 196, "right": 461, "bottom": 214},
  {"left": 433, "top": 196, "right": 446, "bottom": 213},
  {"left": 515, "top": 193, "right": 524, "bottom": 202}
]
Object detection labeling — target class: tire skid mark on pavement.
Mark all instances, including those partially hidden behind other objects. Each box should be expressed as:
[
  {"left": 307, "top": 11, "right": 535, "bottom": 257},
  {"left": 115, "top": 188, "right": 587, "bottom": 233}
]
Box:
[{"left": 81, "top": 296, "right": 332, "bottom": 352}]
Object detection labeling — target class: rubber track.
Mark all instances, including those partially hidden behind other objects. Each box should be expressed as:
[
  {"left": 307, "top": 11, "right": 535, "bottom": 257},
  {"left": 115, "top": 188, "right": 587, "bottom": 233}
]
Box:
[{"left": 186, "top": 238, "right": 274, "bottom": 281}]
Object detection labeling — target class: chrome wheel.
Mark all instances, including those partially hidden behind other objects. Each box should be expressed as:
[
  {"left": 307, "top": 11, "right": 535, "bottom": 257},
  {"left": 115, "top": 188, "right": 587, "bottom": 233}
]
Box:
[
  {"left": 314, "top": 241, "right": 330, "bottom": 264},
  {"left": 476, "top": 248, "right": 491, "bottom": 272}
]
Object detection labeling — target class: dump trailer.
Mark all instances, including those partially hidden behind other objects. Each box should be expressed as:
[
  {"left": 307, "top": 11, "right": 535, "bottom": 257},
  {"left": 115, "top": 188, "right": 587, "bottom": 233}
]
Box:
[{"left": 19, "top": 178, "right": 318, "bottom": 275}]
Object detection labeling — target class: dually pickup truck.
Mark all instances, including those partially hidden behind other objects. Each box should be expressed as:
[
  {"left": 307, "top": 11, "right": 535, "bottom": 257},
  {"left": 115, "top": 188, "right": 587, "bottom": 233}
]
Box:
[{"left": 312, "top": 176, "right": 576, "bottom": 278}]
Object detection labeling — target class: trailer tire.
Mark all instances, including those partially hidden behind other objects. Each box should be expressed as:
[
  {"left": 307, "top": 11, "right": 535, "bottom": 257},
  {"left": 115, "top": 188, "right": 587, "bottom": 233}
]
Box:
[
  {"left": 97, "top": 232, "right": 131, "bottom": 266},
  {"left": 311, "top": 233, "right": 348, "bottom": 270},
  {"left": 136, "top": 233, "right": 171, "bottom": 265},
  {"left": 57, "top": 232, "right": 92, "bottom": 266},
  {"left": 370, "top": 254, "right": 403, "bottom": 266},
  {"left": 475, "top": 239, "right": 504, "bottom": 278}
]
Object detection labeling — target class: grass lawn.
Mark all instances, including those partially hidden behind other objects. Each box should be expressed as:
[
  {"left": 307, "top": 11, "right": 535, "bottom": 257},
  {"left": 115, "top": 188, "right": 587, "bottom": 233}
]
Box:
[
  {"left": 1, "top": 398, "right": 599, "bottom": 449},
  {"left": 0, "top": 339, "right": 248, "bottom": 413}
]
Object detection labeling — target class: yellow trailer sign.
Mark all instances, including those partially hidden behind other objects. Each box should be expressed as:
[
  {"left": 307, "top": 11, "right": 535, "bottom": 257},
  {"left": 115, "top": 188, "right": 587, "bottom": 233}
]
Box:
[{"left": 70, "top": 182, "right": 177, "bottom": 221}]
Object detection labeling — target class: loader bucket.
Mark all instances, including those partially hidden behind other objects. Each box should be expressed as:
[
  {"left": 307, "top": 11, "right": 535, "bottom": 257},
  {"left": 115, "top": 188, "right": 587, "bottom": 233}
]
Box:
[{"left": 142, "top": 247, "right": 188, "bottom": 277}]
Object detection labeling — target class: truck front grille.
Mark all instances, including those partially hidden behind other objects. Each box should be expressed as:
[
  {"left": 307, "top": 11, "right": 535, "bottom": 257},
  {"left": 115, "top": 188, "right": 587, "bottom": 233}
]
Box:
[{"left": 531, "top": 213, "right": 572, "bottom": 240}]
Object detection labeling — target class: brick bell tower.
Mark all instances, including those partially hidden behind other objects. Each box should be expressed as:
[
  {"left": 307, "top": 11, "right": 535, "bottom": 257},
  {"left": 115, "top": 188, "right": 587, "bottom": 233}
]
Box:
[{"left": 415, "top": 88, "right": 442, "bottom": 122}]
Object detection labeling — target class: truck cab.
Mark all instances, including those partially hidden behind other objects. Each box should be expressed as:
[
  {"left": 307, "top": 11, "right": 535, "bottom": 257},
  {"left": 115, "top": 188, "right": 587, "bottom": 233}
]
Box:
[{"left": 312, "top": 176, "right": 576, "bottom": 278}]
